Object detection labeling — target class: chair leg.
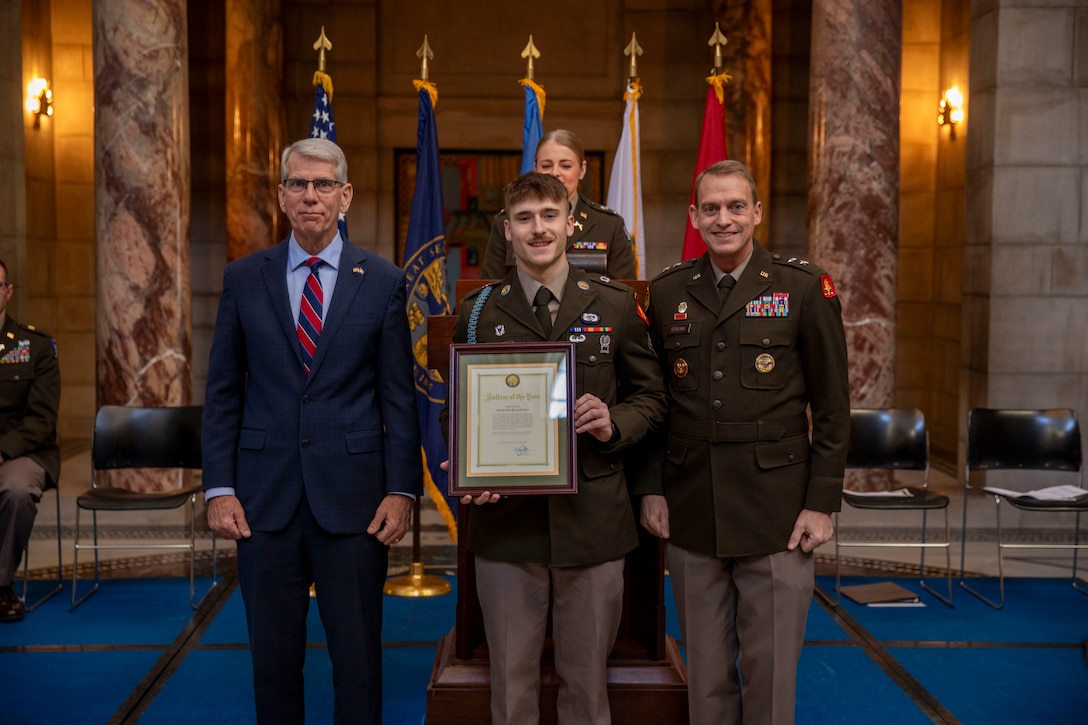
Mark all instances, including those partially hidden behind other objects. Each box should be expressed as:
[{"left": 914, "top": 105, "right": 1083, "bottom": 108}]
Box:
[
  {"left": 70, "top": 507, "right": 101, "bottom": 611},
  {"left": 1072, "top": 512, "right": 1088, "bottom": 596},
  {"left": 20, "top": 486, "right": 64, "bottom": 612},
  {"left": 917, "top": 507, "right": 954, "bottom": 607},
  {"left": 188, "top": 495, "right": 219, "bottom": 610},
  {"left": 960, "top": 494, "right": 1004, "bottom": 609}
]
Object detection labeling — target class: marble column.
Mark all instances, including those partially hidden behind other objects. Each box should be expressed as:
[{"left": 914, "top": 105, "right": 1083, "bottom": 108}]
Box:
[
  {"left": 225, "top": 0, "right": 285, "bottom": 261},
  {"left": 807, "top": 0, "right": 901, "bottom": 413},
  {"left": 94, "top": 0, "right": 191, "bottom": 490},
  {"left": 717, "top": 0, "right": 772, "bottom": 245}
]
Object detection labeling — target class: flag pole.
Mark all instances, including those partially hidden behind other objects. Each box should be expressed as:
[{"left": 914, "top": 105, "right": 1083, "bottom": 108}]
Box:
[{"left": 385, "top": 35, "right": 451, "bottom": 599}]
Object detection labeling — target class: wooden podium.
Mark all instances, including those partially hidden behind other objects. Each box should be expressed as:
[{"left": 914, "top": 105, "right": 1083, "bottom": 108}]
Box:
[{"left": 425, "top": 279, "right": 688, "bottom": 724}]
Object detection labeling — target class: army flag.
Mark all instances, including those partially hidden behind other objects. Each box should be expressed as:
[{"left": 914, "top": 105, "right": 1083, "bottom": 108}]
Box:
[
  {"left": 403, "top": 80, "right": 456, "bottom": 541},
  {"left": 681, "top": 73, "right": 731, "bottom": 261},
  {"left": 519, "top": 78, "right": 545, "bottom": 174},
  {"left": 309, "top": 69, "right": 349, "bottom": 242},
  {"left": 606, "top": 81, "right": 646, "bottom": 279}
]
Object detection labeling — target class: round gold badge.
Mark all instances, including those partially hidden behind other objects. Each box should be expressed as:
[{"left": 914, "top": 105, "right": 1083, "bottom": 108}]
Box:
[
  {"left": 674, "top": 358, "right": 689, "bottom": 378},
  {"left": 755, "top": 353, "right": 775, "bottom": 373},
  {"left": 505, "top": 374, "right": 520, "bottom": 387}
]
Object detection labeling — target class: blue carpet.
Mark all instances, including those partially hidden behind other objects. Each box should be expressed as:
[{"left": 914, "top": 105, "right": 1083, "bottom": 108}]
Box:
[
  {"left": 890, "top": 646, "right": 1088, "bottom": 725},
  {"left": 4, "top": 574, "right": 1086, "bottom": 723}
]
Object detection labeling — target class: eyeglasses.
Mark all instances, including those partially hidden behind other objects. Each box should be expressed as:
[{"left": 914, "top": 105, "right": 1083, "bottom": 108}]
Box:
[{"left": 282, "top": 178, "right": 344, "bottom": 195}]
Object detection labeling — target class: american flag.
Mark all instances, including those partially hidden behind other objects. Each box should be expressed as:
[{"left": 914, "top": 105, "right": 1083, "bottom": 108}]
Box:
[
  {"left": 309, "top": 71, "right": 347, "bottom": 240},
  {"left": 309, "top": 71, "right": 337, "bottom": 141}
]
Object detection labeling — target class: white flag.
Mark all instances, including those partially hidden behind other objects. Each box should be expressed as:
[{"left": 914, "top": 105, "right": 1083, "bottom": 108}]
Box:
[{"left": 606, "top": 82, "right": 646, "bottom": 279}]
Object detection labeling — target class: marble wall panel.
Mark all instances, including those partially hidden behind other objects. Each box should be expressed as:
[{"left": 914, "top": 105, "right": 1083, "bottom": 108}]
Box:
[
  {"left": 996, "top": 8, "right": 1074, "bottom": 86},
  {"left": 996, "top": 88, "right": 1079, "bottom": 167},
  {"left": 990, "top": 166, "right": 1078, "bottom": 244},
  {"left": 988, "top": 296, "right": 1085, "bottom": 373}
]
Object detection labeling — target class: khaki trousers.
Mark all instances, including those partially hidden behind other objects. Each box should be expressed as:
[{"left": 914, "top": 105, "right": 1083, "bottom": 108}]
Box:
[{"left": 667, "top": 544, "right": 814, "bottom": 725}]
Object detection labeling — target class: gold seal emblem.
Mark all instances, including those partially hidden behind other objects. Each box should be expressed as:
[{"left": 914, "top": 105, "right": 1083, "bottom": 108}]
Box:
[
  {"left": 755, "top": 353, "right": 775, "bottom": 373},
  {"left": 505, "top": 374, "right": 520, "bottom": 387},
  {"left": 673, "top": 358, "right": 689, "bottom": 378}
]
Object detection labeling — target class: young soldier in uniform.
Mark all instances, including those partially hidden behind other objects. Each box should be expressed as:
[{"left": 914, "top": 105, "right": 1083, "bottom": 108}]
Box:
[
  {"left": 639, "top": 160, "right": 850, "bottom": 724},
  {"left": 479, "top": 130, "right": 636, "bottom": 280},
  {"left": 455, "top": 172, "right": 665, "bottom": 725}
]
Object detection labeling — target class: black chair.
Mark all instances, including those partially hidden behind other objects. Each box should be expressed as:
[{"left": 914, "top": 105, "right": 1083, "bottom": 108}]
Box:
[
  {"left": 71, "top": 405, "right": 217, "bottom": 610},
  {"left": 19, "top": 477, "right": 63, "bottom": 611},
  {"left": 959, "top": 407, "right": 1088, "bottom": 609},
  {"left": 833, "top": 408, "right": 953, "bottom": 606}
]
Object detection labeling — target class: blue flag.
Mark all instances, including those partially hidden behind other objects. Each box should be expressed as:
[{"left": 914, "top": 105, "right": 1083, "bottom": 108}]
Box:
[
  {"left": 404, "top": 82, "right": 456, "bottom": 540},
  {"left": 310, "top": 70, "right": 349, "bottom": 242},
  {"left": 519, "top": 79, "right": 545, "bottom": 174}
]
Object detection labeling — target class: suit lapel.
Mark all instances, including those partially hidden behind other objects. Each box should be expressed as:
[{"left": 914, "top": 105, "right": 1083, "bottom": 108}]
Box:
[
  {"left": 307, "top": 243, "right": 366, "bottom": 378},
  {"left": 722, "top": 245, "right": 773, "bottom": 323},
  {"left": 261, "top": 241, "right": 304, "bottom": 368},
  {"left": 493, "top": 275, "right": 538, "bottom": 336}
]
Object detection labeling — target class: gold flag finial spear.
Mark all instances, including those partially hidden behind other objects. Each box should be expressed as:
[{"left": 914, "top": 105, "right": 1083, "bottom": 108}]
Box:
[
  {"left": 708, "top": 23, "right": 728, "bottom": 74},
  {"left": 417, "top": 35, "right": 434, "bottom": 81},
  {"left": 313, "top": 26, "right": 332, "bottom": 73},
  {"left": 521, "top": 35, "right": 541, "bottom": 80},
  {"left": 624, "top": 32, "right": 643, "bottom": 81}
]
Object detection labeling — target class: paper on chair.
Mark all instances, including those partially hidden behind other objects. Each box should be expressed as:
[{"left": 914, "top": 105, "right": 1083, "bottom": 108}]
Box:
[
  {"left": 982, "top": 485, "right": 1088, "bottom": 501},
  {"left": 843, "top": 488, "right": 914, "bottom": 497}
]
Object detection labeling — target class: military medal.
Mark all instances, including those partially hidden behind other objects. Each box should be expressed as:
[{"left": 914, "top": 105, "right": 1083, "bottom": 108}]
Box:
[
  {"left": 569, "top": 334, "right": 586, "bottom": 343},
  {"left": 755, "top": 353, "right": 775, "bottom": 373},
  {"left": 674, "top": 358, "right": 689, "bottom": 378},
  {"left": 675, "top": 301, "right": 688, "bottom": 321},
  {"left": 599, "top": 335, "right": 611, "bottom": 354}
]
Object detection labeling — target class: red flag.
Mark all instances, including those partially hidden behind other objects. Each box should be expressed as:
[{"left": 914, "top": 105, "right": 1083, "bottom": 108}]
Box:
[{"left": 681, "top": 78, "right": 730, "bottom": 260}]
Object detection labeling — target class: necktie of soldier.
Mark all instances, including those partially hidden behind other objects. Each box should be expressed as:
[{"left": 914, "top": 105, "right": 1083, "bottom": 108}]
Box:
[
  {"left": 533, "top": 286, "right": 554, "bottom": 337},
  {"left": 297, "top": 256, "right": 323, "bottom": 374},
  {"left": 718, "top": 273, "right": 736, "bottom": 305}
]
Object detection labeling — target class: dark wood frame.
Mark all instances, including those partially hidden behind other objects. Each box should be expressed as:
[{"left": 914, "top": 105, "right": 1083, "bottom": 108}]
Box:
[{"left": 448, "top": 342, "right": 577, "bottom": 497}]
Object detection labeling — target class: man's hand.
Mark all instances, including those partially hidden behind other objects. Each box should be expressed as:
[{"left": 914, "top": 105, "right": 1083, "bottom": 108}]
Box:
[
  {"left": 367, "top": 493, "right": 413, "bottom": 545},
  {"left": 574, "top": 393, "right": 613, "bottom": 442},
  {"left": 640, "top": 494, "right": 671, "bottom": 539},
  {"left": 787, "top": 509, "right": 833, "bottom": 553},
  {"left": 207, "top": 495, "right": 252, "bottom": 540}
]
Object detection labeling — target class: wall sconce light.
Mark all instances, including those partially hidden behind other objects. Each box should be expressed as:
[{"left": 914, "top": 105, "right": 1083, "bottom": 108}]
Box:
[
  {"left": 938, "top": 86, "right": 964, "bottom": 138},
  {"left": 26, "top": 77, "right": 53, "bottom": 129}
]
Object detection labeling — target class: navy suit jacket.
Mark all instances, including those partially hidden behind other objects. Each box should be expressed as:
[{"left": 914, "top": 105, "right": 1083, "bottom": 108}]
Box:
[{"left": 202, "top": 238, "right": 423, "bottom": 534}]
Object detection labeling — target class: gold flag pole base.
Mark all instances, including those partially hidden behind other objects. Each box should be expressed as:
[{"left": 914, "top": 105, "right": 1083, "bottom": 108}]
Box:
[{"left": 384, "top": 561, "right": 451, "bottom": 598}]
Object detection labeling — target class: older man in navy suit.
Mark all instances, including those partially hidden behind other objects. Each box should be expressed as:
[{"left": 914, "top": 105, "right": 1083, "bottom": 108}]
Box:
[{"left": 203, "top": 138, "right": 423, "bottom": 724}]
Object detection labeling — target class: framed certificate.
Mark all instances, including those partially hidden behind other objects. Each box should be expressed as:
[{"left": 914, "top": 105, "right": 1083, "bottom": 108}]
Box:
[{"left": 448, "top": 342, "right": 577, "bottom": 496}]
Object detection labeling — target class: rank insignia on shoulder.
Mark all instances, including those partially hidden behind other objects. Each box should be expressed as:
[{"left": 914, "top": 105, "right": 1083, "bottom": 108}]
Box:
[
  {"left": 598, "top": 275, "right": 610, "bottom": 283},
  {"left": 821, "top": 274, "right": 837, "bottom": 298}
]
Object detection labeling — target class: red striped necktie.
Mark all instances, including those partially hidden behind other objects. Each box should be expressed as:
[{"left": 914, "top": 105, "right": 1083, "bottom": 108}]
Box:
[{"left": 297, "top": 256, "right": 323, "bottom": 374}]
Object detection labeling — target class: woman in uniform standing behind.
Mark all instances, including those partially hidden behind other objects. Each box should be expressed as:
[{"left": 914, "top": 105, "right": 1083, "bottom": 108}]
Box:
[{"left": 479, "top": 129, "right": 637, "bottom": 280}]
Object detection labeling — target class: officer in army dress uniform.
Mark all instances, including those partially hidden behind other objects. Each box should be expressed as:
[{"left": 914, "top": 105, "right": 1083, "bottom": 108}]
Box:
[
  {"left": 479, "top": 129, "right": 636, "bottom": 280},
  {"left": 0, "top": 260, "right": 61, "bottom": 622},
  {"left": 454, "top": 172, "right": 666, "bottom": 725},
  {"left": 638, "top": 161, "right": 850, "bottom": 725}
]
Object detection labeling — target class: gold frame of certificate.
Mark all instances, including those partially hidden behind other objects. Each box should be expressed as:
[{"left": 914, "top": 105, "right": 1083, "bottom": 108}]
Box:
[{"left": 448, "top": 341, "right": 578, "bottom": 496}]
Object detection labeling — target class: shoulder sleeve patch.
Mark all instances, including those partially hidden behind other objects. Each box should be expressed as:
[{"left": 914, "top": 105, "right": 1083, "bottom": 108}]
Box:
[{"left": 821, "top": 274, "right": 837, "bottom": 298}]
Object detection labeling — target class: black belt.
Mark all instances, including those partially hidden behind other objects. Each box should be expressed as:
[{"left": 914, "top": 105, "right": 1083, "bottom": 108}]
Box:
[{"left": 669, "top": 415, "right": 809, "bottom": 443}]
